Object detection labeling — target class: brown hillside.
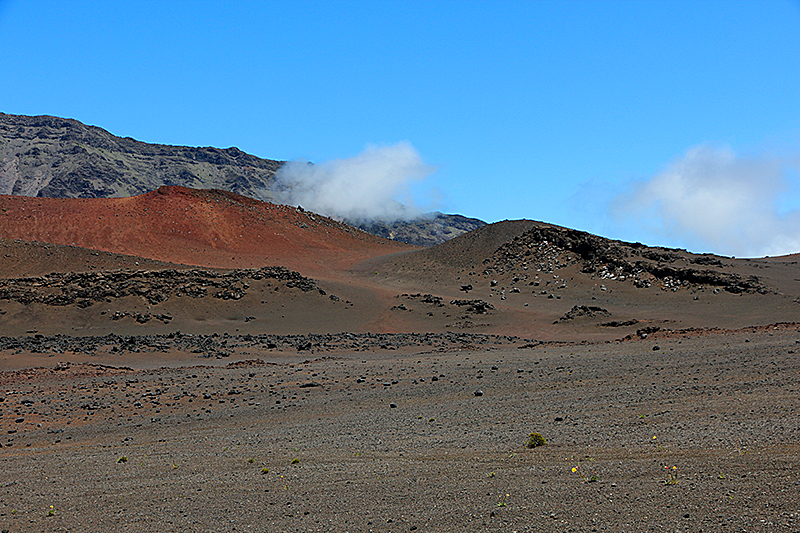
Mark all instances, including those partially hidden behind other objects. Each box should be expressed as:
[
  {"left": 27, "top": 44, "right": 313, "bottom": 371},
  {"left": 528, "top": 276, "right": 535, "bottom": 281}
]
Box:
[{"left": 356, "top": 218, "right": 800, "bottom": 338}]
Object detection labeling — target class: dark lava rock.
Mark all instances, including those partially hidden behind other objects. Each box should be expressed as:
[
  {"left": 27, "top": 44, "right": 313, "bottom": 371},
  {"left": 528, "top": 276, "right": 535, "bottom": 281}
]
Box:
[
  {"left": 555, "top": 305, "right": 611, "bottom": 323},
  {"left": 450, "top": 299, "right": 495, "bottom": 314},
  {"left": 0, "top": 266, "right": 320, "bottom": 309}
]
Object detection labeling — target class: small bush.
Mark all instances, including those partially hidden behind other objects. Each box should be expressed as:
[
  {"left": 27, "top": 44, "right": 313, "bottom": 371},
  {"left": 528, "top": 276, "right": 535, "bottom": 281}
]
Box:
[
  {"left": 117, "top": 456, "right": 128, "bottom": 463},
  {"left": 525, "top": 432, "right": 546, "bottom": 448}
]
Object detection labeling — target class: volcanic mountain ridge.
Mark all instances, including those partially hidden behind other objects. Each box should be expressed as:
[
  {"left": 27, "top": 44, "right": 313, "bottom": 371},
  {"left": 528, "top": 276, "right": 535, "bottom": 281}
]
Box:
[
  {"left": 478, "top": 222, "right": 767, "bottom": 294},
  {"left": 0, "top": 112, "right": 282, "bottom": 199},
  {"left": 378, "top": 219, "right": 773, "bottom": 294},
  {"left": 0, "top": 112, "right": 485, "bottom": 246}
]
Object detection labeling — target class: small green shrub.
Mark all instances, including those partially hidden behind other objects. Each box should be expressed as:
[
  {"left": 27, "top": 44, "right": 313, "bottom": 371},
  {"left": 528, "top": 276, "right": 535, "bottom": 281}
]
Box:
[
  {"left": 664, "top": 465, "right": 678, "bottom": 484},
  {"left": 117, "top": 456, "right": 128, "bottom": 463},
  {"left": 525, "top": 432, "right": 546, "bottom": 448}
]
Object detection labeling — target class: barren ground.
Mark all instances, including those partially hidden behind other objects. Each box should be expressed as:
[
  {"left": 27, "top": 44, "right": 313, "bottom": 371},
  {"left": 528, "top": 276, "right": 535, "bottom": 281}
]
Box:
[
  {"left": 1, "top": 190, "right": 800, "bottom": 532},
  {"left": 1, "top": 326, "right": 799, "bottom": 532}
]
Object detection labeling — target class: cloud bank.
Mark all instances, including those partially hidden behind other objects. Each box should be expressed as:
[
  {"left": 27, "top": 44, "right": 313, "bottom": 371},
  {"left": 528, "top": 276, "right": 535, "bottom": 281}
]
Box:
[
  {"left": 610, "top": 144, "right": 800, "bottom": 257},
  {"left": 270, "top": 142, "right": 436, "bottom": 222}
]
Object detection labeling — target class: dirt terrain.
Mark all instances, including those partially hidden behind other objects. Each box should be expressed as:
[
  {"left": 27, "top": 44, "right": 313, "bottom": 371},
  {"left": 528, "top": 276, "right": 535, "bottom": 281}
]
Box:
[
  {"left": 1, "top": 327, "right": 798, "bottom": 532},
  {"left": 1, "top": 188, "right": 799, "bottom": 531}
]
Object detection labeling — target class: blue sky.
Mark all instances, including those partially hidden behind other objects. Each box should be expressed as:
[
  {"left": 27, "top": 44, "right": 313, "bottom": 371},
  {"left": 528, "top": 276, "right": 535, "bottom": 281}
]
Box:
[{"left": 1, "top": 1, "right": 799, "bottom": 256}]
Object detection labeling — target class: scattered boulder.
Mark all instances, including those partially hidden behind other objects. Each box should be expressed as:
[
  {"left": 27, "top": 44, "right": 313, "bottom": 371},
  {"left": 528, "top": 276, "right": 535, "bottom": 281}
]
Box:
[
  {"left": 555, "top": 305, "right": 611, "bottom": 323},
  {"left": 450, "top": 299, "right": 495, "bottom": 314},
  {"left": 600, "top": 319, "right": 639, "bottom": 328}
]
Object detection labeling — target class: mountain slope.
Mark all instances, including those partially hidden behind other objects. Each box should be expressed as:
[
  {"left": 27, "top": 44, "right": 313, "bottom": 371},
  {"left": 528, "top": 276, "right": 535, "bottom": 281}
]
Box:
[
  {"left": 0, "top": 186, "right": 413, "bottom": 276},
  {"left": 0, "top": 113, "right": 282, "bottom": 200},
  {"left": 357, "top": 218, "right": 800, "bottom": 336}
]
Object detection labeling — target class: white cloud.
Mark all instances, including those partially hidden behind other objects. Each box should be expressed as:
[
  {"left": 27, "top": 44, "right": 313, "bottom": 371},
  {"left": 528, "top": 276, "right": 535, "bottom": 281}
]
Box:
[
  {"left": 270, "top": 142, "right": 436, "bottom": 222},
  {"left": 610, "top": 144, "right": 800, "bottom": 257}
]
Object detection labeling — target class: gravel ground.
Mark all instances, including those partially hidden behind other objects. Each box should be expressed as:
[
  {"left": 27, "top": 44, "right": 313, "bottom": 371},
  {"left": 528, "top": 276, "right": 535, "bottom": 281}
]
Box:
[{"left": 1, "top": 326, "right": 799, "bottom": 532}]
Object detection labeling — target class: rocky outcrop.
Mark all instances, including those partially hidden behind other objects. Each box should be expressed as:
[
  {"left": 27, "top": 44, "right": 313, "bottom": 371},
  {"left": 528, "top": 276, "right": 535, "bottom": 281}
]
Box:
[
  {"left": 394, "top": 293, "right": 494, "bottom": 314},
  {"left": 448, "top": 299, "right": 495, "bottom": 314},
  {"left": 400, "top": 293, "right": 445, "bottom": 306},
  {"left": 555, "top": 305, "right": 611, "bottom": 323},
  {"left": 480, "top": 223, "right": 768, "bottom": 294}
]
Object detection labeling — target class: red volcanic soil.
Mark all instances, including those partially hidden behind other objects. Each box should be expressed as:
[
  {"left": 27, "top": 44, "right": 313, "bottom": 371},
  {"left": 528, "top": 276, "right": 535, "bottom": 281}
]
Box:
[
  {"left": 0, "top": 186, "right": 413, "bottom": 277},
  {"left": 0, "top": 187, "right": 421, "bottom": 339}
]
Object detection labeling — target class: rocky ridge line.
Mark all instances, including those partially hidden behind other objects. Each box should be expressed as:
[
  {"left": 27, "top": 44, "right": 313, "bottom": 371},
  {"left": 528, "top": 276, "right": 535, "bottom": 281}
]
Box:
[
  {"left": 0, "top": 113, "right": 282, "bottom": 200},
  {"left": 353, "top": 213, "right": 487, "bottom": 247}
]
